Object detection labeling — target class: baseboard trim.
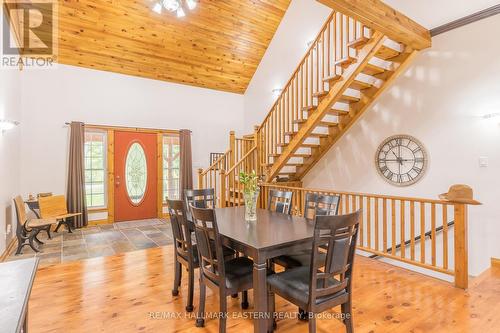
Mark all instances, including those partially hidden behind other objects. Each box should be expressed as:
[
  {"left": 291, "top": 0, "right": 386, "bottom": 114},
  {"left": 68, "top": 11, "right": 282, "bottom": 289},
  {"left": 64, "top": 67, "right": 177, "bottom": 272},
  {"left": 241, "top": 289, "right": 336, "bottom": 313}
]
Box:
[
  {"left": 87, "top": 219, "right": 111, "bottom": 226},
  {"left": 492, "top": 257, "right": 500, "bottom": 268},
  {"left": 431, "top": 4, "right": 500, "bottom": 36},
  {"left": 0, "top": 237, "right": 17, "bottom": 262}
]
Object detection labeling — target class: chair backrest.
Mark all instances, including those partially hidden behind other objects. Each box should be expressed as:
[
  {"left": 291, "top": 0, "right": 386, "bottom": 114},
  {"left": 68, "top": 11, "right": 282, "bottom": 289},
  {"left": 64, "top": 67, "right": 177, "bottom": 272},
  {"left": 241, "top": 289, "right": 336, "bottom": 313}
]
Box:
[
  {"left": 167, "top": 199, "right": 194, "bottom": 259},
  {"left": 39, "top": 195, "right": 68, "bottom": 218},
  {"left": 267, "top": 189, "right": 293, "bottom": 215},
  {"left": 13, "top": 196, "right": 28, "bottom": 229},
  {"left": 184, "top": 188, "right": 216, "bottom": 209},
  {"left": 189, "top": 205, "right": 226, "bottom": 286},
  {"left": 308, "top": 210, "right": 361, "bottom": 309},
  {"left": 304, "top": 193, "right": 340, "bottom": 220}
]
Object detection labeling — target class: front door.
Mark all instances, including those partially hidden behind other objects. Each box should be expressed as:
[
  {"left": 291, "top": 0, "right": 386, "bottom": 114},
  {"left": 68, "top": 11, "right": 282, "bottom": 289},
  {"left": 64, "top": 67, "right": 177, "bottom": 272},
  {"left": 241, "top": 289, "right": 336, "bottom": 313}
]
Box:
[{"left": 114, "top": 131, "right": 157, "bottom": 222}]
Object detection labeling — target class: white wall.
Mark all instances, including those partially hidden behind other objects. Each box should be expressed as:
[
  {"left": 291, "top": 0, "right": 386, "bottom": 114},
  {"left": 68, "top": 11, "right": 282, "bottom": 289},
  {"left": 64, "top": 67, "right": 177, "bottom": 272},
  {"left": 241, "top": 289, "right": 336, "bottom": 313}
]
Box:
[
  {"left": 19, "top": 64, "right": 244, "bottom": 206},
  {"left": 243, "top": 0, "right": 331, "bottom": 132},
  {"left": 0, "top": 66, "right": 22, "bottom": 254},
  {"left": 303, "top": 15, "right": 500, "bottom": 276}
]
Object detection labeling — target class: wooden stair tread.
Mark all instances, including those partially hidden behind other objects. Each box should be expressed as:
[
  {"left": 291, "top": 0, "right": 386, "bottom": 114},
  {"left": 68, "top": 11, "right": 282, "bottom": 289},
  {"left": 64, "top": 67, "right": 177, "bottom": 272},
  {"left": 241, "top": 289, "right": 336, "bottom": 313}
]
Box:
[
  {"left": 322, "top": 74, "right": 342, "bottom": 83},
  {"left": 362, "top": 63, "right": 387, "bottom": 76},
  {"left": 295, "top": 119, "right": 339, "bottom": 129},
  {"left": 351, "top": 79, "right": 374, "bottom": 90},
  {"left": 285, "top": 131, "right": 328, "bottom": 138},
  {"left": 335, "top": 56, "right": 357, "bottom": 68},
  {"left": 325, "top": 109, "right": 350, "bottom": 116},
  {"left": 339, "top": 95, "right": 361, "bottom": 103},
  {"left": 312, "top": 91, "right": 328, "bottom": 99},
  {"left": 300, "top": 143, "right": 320, "bottom": 148},
  {"left": 292, "top": 153, "right": 311, "bottom": 158},
  {"left": 301, "top": 105, "right": 316, "bottom": 112},
  {"left": 375, "top": 44, "right": 402, "bottom": 60},
  {"left": 347, "top": 37, "right": 370, "bottom": 49},
  {"left": 285, "top": 162, "right": 304, "bottom": 167}
]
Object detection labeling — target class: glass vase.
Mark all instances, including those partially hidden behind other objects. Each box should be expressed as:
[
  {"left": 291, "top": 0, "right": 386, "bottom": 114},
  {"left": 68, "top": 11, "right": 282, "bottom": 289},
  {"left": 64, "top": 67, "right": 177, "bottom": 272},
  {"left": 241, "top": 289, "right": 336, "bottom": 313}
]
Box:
[{"left": 243, "top": 189, "right": 259, "bottom": 221}]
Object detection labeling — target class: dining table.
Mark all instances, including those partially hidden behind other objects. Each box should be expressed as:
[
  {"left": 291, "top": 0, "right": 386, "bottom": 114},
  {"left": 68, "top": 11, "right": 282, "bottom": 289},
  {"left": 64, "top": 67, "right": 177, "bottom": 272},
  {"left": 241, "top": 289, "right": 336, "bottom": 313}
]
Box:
[{"left": 214, "top": 206, "right": 315, "bottom": 333}]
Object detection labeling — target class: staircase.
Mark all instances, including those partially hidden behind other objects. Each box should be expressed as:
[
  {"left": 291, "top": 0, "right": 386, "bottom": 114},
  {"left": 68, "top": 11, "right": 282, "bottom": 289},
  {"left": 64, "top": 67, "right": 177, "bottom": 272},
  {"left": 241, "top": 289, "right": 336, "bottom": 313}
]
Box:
[
  {"left": 199, "top": 9, "right": 429, "bottom": 199},
  {"left": 258, "top": 12, "right": 419, "bottom": 181}
]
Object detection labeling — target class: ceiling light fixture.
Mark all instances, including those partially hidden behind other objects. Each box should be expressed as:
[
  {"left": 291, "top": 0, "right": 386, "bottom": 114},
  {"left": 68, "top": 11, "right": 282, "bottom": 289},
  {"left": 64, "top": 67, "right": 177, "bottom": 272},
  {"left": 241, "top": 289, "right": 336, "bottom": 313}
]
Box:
[{"left": 152, "top": 0, "right": 197, "bottom": 17}]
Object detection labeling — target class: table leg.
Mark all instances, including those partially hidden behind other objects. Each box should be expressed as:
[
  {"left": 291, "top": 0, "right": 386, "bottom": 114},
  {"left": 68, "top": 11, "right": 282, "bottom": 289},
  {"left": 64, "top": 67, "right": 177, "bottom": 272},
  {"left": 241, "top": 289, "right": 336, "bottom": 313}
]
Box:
[{"left": 253, "top": 259, "right": 268, "bottom": 333}]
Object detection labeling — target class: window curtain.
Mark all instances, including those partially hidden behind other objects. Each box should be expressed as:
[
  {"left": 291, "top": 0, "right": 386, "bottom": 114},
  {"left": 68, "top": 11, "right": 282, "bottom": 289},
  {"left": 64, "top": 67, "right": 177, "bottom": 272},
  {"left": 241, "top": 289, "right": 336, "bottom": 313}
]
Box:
[
  {"left": 67, "top": 122, "right": 88, "bottom": 228},
  {"left": 179, "top": 129, "right": 193, "bottom": 198}
]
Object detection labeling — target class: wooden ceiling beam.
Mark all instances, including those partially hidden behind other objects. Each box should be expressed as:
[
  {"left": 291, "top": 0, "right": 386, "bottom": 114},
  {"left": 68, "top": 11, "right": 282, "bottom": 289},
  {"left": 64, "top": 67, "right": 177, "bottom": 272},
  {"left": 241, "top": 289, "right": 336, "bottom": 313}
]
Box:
[{"left": 317, "top": 0, "right": 431, "bottom": 50}]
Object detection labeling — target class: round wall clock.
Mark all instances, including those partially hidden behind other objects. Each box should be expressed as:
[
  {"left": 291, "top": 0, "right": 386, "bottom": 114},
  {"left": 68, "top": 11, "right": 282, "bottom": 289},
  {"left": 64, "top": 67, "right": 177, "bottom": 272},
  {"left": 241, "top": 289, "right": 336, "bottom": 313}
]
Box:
[{"left": 375, "top": 134, "right": 428, "bottom": 187}]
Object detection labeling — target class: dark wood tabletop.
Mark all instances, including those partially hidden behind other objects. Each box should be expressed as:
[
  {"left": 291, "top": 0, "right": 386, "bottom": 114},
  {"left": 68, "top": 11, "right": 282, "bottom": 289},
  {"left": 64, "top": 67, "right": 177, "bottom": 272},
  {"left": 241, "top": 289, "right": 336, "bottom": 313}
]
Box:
[
  {"left": 214, "top": 206, "right": 314, "bottom": 333},
  {"left": 0, "top": 257, "right": 39, "bottom": 333}
]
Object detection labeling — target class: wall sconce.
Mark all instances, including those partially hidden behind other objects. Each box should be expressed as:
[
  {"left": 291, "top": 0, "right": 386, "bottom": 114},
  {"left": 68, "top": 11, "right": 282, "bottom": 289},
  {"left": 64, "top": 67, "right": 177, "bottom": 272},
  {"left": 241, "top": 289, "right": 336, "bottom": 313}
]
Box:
[
  {"left": 483, "top": 112, "right": 500, "bottom": 119},
  {"left": 0, "top": 119, "right": 20, "bottom": 133}
]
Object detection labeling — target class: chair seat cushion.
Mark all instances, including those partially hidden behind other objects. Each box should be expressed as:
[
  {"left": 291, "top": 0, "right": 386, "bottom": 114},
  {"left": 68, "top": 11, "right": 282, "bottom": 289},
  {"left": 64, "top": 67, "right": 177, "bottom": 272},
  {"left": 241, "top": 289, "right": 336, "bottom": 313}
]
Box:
[
  {"left": 273, "top": 250, "right": 326, "bottom": 269},
  {"left": 267, "top": 266, "right": 347, "bottom": 309},
  {"left": 223, "top": 257, "right": 254, "bottom": 291}
]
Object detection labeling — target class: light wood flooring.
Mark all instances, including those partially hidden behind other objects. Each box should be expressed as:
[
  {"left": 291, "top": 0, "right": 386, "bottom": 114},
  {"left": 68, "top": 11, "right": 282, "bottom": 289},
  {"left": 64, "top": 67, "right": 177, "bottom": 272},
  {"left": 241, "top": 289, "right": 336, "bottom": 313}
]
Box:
[{"left": 29, "top": 245, "right": 500, "bottom": 332}]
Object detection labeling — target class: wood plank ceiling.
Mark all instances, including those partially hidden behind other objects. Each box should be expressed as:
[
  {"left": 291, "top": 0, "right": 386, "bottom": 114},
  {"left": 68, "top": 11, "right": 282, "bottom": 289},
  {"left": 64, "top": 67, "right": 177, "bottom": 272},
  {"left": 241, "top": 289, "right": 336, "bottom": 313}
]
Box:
[{"left": 58, "top": 0, "right": 291, "bottom": 94}]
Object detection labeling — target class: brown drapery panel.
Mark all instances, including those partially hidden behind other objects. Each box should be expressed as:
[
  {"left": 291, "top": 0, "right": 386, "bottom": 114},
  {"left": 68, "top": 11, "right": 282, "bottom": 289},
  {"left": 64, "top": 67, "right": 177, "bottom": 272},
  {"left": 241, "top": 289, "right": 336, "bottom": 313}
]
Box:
[
  {"left": 179, "top": 129, "right": 193, "bottom": 198},
  {"left": 67, "top": 122, "right": 88, "bottom": 228}
]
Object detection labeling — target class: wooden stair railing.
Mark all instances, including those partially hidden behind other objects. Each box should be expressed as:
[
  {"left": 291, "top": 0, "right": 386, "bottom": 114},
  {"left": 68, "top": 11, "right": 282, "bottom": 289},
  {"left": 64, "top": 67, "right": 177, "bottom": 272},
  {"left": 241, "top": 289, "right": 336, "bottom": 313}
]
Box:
[
  {"left": 260, "top": 183, "right": 471, "bottom": 289},
  {"left": 220, "top": 146, "right": 258, "bottom": 207},
  {"left": 253, "top": 11, "right": 424, "bottom": 182},
  {"left": 198, "top": 130, "right": 257, "bottom": 190}
]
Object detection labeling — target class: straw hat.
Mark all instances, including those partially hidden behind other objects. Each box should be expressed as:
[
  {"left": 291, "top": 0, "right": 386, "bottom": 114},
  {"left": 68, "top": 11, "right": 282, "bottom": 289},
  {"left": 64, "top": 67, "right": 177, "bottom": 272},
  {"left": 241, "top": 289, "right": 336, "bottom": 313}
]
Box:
[{"left": 439, "top": 184, "right": 482, "bottom": 205}]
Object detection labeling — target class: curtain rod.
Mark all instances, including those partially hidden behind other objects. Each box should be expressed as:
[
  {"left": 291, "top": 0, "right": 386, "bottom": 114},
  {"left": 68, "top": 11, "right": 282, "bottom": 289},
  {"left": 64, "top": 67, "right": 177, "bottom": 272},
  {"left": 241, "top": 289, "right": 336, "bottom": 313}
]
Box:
[{"left": 64, "top": 122, "right": 188, "bottom": 133}]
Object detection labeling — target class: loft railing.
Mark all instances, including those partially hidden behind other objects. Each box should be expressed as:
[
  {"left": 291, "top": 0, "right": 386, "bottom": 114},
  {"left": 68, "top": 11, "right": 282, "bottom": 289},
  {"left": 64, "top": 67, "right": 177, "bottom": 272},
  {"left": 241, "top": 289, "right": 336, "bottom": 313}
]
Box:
[
  {"left": 259, "top": 183, "right": 471, "bottom": 289},
  {"left": 256, "top": 12, "right": 368, "bottom": 176}
]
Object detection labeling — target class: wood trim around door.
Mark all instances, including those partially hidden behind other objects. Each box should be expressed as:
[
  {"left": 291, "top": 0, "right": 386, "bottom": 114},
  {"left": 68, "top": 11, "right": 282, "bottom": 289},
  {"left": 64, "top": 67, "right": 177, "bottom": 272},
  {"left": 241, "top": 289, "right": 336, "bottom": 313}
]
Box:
[
  {"left": 82, "top": 124, "right": 178, "bottom": 224},
  {"left": 107, "top": 129, "right": 115, "bottom": 223},
  {"left": 157, "top": 133, "right": 164, "bottom": 218}
]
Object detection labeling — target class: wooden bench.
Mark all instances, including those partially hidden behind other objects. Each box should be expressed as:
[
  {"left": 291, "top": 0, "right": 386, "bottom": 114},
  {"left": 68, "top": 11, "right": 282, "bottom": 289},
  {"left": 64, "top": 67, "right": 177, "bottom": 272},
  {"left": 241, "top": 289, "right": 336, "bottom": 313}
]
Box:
[{"left": 38, "top": 195, "right": 82, "bottom": 233}]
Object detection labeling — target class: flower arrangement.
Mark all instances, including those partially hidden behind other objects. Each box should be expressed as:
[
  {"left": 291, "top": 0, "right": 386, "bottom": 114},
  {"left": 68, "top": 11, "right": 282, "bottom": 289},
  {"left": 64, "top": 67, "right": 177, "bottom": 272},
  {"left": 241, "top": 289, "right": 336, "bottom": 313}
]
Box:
[
  {"left": 239, "top": 170, "right": 259, "bottom": 194},
  {"left": 238, "top": 170, "right": 260, "bottom": 221}
]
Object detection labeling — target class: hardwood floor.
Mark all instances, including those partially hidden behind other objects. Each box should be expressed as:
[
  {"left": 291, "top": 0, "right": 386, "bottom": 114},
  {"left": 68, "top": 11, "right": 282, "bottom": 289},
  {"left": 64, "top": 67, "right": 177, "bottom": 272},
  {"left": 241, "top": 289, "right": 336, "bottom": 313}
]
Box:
[{"left": 29, "top": 246, "right": 500, "bottom": 332}]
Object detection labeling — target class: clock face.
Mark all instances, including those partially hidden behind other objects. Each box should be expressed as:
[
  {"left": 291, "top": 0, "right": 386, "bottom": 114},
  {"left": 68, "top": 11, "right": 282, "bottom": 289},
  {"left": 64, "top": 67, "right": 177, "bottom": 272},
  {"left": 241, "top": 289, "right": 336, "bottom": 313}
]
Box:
[{"left": 376, "top": 135, "right": 427, "bottom": 186}]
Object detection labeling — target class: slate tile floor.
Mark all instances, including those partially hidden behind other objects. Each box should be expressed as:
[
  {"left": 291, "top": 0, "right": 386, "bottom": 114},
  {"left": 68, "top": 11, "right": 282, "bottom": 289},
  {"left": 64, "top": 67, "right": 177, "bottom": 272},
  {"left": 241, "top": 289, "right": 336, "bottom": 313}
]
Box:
[{"left": 6, "top": 219, "right": 173, "bottom": 267}]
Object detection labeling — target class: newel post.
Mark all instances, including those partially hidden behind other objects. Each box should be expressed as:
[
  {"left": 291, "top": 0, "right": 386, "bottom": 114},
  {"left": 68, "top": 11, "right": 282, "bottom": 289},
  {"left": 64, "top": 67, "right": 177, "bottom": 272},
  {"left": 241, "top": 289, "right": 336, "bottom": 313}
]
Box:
[
  {"left": 197, "top": 168, "right": 203, "bottom": 189},
  {"left": 254, "top": 125, "right": 261, "bottom": 175},
  {"left": 219, "top": 169, "right": 226, "bottom": 208},
  {"left": 453, "top": 203, "right": 469, "bottom": 289},
  {"left": 229, "top": 131, "right": 236, "bottom": 169}
]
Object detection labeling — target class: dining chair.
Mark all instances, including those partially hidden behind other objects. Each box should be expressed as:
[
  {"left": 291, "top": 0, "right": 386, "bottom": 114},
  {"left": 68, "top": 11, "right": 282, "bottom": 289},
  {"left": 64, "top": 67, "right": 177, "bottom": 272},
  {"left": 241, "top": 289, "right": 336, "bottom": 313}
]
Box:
[
  {"left": 190, "top": 205, "right": 254, "bottom": 333},
  {"left": 267, "top": 210, "right": 361, "bottom": 333},
  {"left": 13, "top": 196, "right": 57, "bottom": 254},
  {"left": 274, "top": 193, "right": 341, "bottom": 269},
  {"left": 185, "top": 188, "right": 216, "bottom": 209},
  {"left": 267, "top": 189, "right": 293, "bottom": 215},
  {"left": 168, "top": 199, "right": 236, "bottom": 312},
  {"left": 303, "top": 192, "right": 340, "bottom": 220}
]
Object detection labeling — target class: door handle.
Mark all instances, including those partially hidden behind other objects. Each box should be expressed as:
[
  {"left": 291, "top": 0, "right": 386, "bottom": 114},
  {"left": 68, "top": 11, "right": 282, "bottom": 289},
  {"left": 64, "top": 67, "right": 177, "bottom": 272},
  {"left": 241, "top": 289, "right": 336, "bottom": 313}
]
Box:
[{"left": 115, "top": 175, "right": 121, "bottom": 186}]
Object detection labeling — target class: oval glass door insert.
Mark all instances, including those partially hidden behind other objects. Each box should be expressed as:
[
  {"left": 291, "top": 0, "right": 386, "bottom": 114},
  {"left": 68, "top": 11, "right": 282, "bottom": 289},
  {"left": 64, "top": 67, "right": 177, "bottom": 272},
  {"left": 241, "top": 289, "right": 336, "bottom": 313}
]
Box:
[{"left": 125, "top": 142, "right": 147, "bottom": 205}]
